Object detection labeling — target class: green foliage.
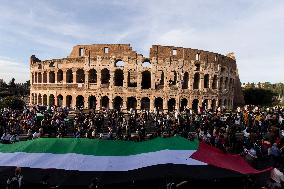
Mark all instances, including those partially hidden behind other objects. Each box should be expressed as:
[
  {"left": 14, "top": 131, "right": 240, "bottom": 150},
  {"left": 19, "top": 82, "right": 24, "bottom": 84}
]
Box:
[
  {"left": 243, "top": 88, "right": 278, "bottom": 106},
  {"left": 0, "top": 96, "right": 25, "bottom": 110}
]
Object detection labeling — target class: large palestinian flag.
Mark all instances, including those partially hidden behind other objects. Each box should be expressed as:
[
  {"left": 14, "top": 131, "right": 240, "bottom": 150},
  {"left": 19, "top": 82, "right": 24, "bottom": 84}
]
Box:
[{"left": 0, "top": 136, "right": 270, "bottom": 187}]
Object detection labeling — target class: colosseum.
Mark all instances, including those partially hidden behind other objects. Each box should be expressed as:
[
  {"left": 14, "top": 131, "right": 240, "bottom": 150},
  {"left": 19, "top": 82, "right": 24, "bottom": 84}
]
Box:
[{"left": 30, "top": 44, "right": 243, "bottom": 112}]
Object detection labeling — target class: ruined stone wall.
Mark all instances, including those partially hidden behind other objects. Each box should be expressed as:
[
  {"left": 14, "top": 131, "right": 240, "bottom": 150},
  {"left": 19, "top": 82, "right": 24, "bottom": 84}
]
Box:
[{"left": 30, "top": 44, "right": 243, "bottom": 112}]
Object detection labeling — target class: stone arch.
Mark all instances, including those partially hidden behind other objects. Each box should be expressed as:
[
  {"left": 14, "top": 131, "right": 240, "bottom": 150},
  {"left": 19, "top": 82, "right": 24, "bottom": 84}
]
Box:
[
  {"left": 127, "top": 97, "right": 137, "bottom": 110},
  {"left": 182, "top": 72, "right": 189, "bottom": 89},
  {"left": 76, "top": 69, "right": 85, "bottom": 83},
  {"left": 49, "top": 94, "right": 55, "bottom": 106},
  {"left": 101, "top": 68, "right": 110, "bottom": 85},
  {"left": 88, "top": 95, "right": 96, "bottom": 109},
  {"left": 43, "top": 72, "right": 47, "bottom": 83},
  {"left": 142, "top": 59, "right": 151, "bottom": 67},
  {"left": 57, "top": 69, "right": 63, "bottom": 83},
  {"left": 141, "top": 70, "right": 151, "bottom": 89},
  {"left": 38, "top": 73, "right": 42, "bottom": 83},
  {"left": 154, "top": 97, "right": 163, "bottom": 110},
  {"left": 180, "top": 98, "right": 188, "bottom": 111},
  {"left": 193, "top": 73, "right": 200, "bottom": 89},
  {"left": 192, "top": 99, "right": 199, "bottom": 113},
  {"left": 141, "top": 97, "right": 150, "bottom": 110},
  {"left": 168, "top": 98, "right": 176, "bottom": 112},
  {"left": 212, "top": 75, "right": 217, "bottom": 89},
  {"left": 76, "top": 95, "right": 84, "bottom": 109},
  {"left": 38, "top": 94, "right": 42, "bottom": 105},
  {"left": 204, "top": 74, "right": 209, "bottom": 88},
  {"left": 127, "top": 69, "right": 137, "bottom": 87},
  {"left": 113, "top": 96, "right": 123, "bottom": 111},
  {"left": 43, "top": 94, "right": 47, "bottom": 105},
  {"left": 115, "top": 60, "right": 125, "bottom": 67},
  {"left": 101, "top": 96, "right": 109, "bottom": 109},
  {"left": 66, "top": 95, "right": 72, "bottom": 107},
  {"left": 66, "top": 69, "right": 73, "bottom": 83},
  {"left": 49, "top": 71, "right": 55, "bottom": 83},
  {"left": 114, "top": 69, "right": 124, "bottom": 86},
  {"left": 57, "top": 94, "right": 63, "bottom": 106},
  {"left": 89, "top": 69, "right": 97, "bottom": 83}
]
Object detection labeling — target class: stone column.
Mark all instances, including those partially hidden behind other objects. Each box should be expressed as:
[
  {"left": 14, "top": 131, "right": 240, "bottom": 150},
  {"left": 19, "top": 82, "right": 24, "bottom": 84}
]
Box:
[
  {"left": 136, "top": 98, "right": 141, "bottom": 110},
  {"left": 55, "top": 69, "right": 58, "bottom": 84},
  {"left": 97, "top": 69, "right": 101, "bottom": 87},
  {"left": 137, "top": 71, "right": 141, "bottom": 89},
  {"left": 72, "top": 95, "right": 76, "bottom": 109},
  {"left": 47, "top": 71, "right": 50, "bottom": 83},
  {"left": 62, "top": 95, "right": 67, "bottom": 107},
  {"left": 199, "top": 73, "right": 204, "bottom": 90},
  {"left": 84, "top": 95, "right": 89, "bottom": 109},
  {"left": 163, "top": 98, "right": 168, "bottom": 111},
  {"left": 62, "top": 70, "right": 66, "bottom": 84},
  {"left": 96, "top": 96, "right": 101, "bottom": 111},
  {"left": 150, "top": 97, "right": 155, "bottom": 112},
  {"left": 207, "top": 99, "right": 212, "bottom": 110},
  {"left": 123, "top": 70, "right": 128, "bottom": 88},
  {"left": 151, "top": 72, "right": 155, "bottom": 89},
  {"left": 85, "top": 70, "right": 89, "bottom": 89},
  {"left": 72, "top": 69, "right": 77, "bottom": 84},
  {"left": 109, "top": 96, "right": 114, "bottom": 110},
  {"left": 122, "top": 97, "right": 127, "bottom": 111},
  {"left": 109, "top": 69, "right": 114, "bottom": 89},
  {"left": 47, "top": 94, "right": 50, "bottom": 106}
]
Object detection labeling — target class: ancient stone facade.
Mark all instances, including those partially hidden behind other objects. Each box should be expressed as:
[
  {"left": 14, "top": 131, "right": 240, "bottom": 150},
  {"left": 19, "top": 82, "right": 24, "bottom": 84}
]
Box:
[{"left": 30, "top": 44, "right": 242, "bottom": 112}]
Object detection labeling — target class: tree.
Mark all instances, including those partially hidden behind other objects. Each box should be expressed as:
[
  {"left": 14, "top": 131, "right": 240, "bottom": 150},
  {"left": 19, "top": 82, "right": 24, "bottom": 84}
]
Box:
[
  {"left": 243, "top": 88, "right": 278, "bottom": 106},
  {"left": 9, "top": 78, "right": 16, "bottom": 87},
  {"left": 0, "top": 96, "right": 25, "bottom": 110}
]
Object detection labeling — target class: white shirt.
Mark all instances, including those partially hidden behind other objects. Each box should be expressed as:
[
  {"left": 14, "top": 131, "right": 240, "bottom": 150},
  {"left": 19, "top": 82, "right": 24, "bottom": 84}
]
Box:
[{"left": 271, "top": 168, "right": 284, "bottom": 186}]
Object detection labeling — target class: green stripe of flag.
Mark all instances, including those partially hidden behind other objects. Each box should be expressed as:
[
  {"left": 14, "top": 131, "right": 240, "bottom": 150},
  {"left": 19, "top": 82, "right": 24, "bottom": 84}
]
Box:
[{"left": 0, "top": 136, "right": 198, "bottom": 156}]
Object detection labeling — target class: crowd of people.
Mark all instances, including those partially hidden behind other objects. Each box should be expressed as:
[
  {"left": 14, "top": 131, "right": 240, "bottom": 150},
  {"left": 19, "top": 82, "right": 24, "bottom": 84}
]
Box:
[{"left": 1, "top": 105, "right": 284, "bottom": 188}]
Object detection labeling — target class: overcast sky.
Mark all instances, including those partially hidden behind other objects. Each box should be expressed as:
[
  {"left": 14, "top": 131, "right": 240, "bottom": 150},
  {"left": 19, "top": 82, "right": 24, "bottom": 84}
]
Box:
[{"left": 0, "top": 0, "right": 283, "bottom": 83}]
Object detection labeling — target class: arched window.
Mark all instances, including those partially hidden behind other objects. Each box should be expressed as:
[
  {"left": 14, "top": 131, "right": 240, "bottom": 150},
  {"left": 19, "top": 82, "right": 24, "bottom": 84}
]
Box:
[
  {"left": 155, "top": 97, "right": 163, "bottom": 110},
  {"left": 127, "top": 97, "right": 137, "bottom": 110},
  {"left": 88, "top": 96, "right": 96, "bottom": 109},
  {"left": 193, "top": 73, "right": 200, "bottom": 89},
  {"left": 114, "top": 69, "right": 124, "bottom": 86},
  {"left": 115, "top": 60, "right": 124, "bottom": 67},
  {"left": 49, "top": 71, "right": 55, "bottom": 83},
  {"left": 57, "top": 70, "right": 63, "bottom": 83},
  {"left": 212, "top": 75, "right": 217, "bottom": 89},
  {"left": 76, "top": 69, "right": 85, "bottom": 83},
  {"left": 113, "top": 96, "right": 123, "bottom": 111},
  {"left": 182, "top": 72, "right": 189, "bottom": 89},
  {"left": 66, "top": 69, "right": 73, "bottom": 83},
  {"left": 88, "top": 69, "right": 97, "bottom": 83},
  {"left": 141, "top": 71, "right": 151, "bottom": 89},
  {"left": 43, "top": 72, "right": 47, "bottom": 83},
  {"left": 141, "top": 97, "right": 150, "bottom": 110},
  {"left": 204, "top": 74, "right": 209, "bottom": 88},
  {"left": 168, "top": 98, "right": 176, "bottom": 112},
  {"left": 142, "top": 59, "right": 151, "bottom": 67},
  {"left": 101, "top": 68, "right": 110, "bottom": 85},
  {"left": 192, "top": 99, "right": 199, "bottom": 113}
]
